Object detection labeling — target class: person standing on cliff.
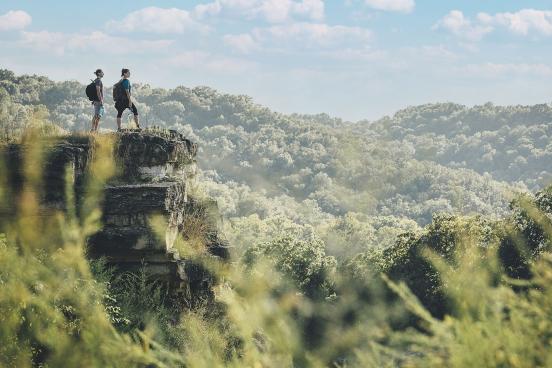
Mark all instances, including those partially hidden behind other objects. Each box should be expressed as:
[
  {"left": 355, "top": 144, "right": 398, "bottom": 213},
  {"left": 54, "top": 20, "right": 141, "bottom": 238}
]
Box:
[
  {"left": 90, "top": 69, "right": 104, "bottom": 133},
  {"left": 115, "top": 68, "right": 141, "bottom": 130}
]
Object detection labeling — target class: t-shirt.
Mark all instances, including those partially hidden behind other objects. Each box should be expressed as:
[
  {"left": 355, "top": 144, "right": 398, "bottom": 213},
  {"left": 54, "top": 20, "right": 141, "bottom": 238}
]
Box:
[
  {"left": 94, "top": 78, "right": 103, "bottom": 101},
  {"left": 122, "top": 79, "right": 131, "bottom": 92}
]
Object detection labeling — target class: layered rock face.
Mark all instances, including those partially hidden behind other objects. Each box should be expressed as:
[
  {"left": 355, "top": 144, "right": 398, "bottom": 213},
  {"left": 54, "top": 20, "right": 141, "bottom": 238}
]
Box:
[{"left": 4, "top": 130, "right": 228, "bottom": 305}]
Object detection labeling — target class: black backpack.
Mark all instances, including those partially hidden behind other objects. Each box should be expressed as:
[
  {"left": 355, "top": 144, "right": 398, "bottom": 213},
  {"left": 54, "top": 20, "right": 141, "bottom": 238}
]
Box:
[
  {"left": 112, "top": 80, "right": 124, "bottom": 102},
  {"left": 85, "top": 81, "right": 98, "bottom": 101}
]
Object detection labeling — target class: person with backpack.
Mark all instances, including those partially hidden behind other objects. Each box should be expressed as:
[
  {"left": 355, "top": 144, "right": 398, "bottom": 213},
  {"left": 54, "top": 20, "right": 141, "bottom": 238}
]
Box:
[
  {"left": 114, "top": 68, "right": 140, "bottom": 130},
  {"left": 87, "top": 69, "right": 104, "bottom": 133}
]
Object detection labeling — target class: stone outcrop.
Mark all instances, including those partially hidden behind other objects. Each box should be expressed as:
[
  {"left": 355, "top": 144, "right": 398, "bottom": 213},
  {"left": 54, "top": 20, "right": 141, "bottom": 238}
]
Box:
[{"left": 3, "top": 130, "right": 229, "bottom": 306}]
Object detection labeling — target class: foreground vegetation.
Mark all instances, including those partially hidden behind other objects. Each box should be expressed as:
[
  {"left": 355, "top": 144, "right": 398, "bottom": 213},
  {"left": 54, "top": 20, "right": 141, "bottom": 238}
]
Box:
[{"left": 1, "top": 69, "right": 552, "bottom": 366}]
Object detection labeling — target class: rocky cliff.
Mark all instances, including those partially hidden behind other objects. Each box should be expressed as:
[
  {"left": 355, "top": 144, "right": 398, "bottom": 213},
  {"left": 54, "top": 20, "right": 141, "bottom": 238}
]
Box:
[{"left": 4, "top": 129, "right": 229, "bottom": 307}]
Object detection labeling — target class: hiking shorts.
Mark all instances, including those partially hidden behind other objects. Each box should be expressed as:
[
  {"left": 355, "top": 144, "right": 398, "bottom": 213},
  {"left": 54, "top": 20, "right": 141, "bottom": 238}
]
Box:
[
  {"left": 93, "top": 101, "right": 104, "bottom": 118},
  {"left": 115, "top": 100, "right": 138, "bottom": 118}
]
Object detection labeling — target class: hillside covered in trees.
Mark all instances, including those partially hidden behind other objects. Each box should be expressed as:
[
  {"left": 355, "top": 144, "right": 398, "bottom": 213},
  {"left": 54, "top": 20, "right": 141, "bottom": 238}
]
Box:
[
  {"left": 1, "top": 70, "right": 544, "bottom": 245},
  {"left": 1, "top": 69, "right": 552, "bottom": 367}
]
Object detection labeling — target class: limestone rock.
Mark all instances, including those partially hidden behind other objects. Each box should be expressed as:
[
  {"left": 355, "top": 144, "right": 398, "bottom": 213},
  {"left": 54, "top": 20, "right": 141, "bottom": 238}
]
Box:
[{"left": 3, "top": 130, "right": 229, "bottom": 305}]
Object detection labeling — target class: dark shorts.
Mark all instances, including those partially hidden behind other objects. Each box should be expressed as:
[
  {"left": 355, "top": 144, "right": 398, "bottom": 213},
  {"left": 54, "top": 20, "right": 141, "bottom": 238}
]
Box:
[{"left": 115, "top": 100, "right": 138, "bottom": 118}]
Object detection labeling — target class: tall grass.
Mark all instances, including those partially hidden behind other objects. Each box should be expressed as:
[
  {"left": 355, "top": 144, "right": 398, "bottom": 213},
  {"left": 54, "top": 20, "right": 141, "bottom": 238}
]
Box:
[{"left": 0, "top": 130, "right": 173, "bottom": 367}]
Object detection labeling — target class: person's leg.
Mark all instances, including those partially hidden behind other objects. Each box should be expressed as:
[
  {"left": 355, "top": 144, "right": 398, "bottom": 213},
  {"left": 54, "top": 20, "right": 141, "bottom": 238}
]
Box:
[
  {"left": 91, "top": 102, "right": 98, "bottom": 132},
  {"left": 116, "top": 102, "right": 123, "bottom": 130},
  {"left": 94, "top": 105, "right": 103, "bottom": 132},
  {"left": 131, "top": 103, "right": 140, "bottom": 129},
  {"left": 90, "top": 115, "right": 96, "bottom": 132},
  {"left": 91, "top": 114, "right": 101, "bottom": 132}
]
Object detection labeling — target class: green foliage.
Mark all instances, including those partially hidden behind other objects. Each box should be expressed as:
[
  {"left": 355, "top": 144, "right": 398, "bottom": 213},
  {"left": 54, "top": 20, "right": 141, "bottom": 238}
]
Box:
[
  {"left": 378, "top": 214, "right": 501, "bottom": 319},
  {"left": 368, "top": 102, "right": 552, "bottom": 189},
  {"left": 358, "top": 187, "right": 552, "bottom": 322},
  {"left": 150, "top": 195, "right": 552, "bottom": 367},
  {"left": 0, "top": 131, "right": 173, "bottom": 367},
  {"left": 245, "top": 234, "right": 337, "bottom": 298},
  {"left": 370, "top": 237, "right": 552, "bottom": 367},
  {"left": 0, "top": 90, "right": 65, "bottom": 142}
]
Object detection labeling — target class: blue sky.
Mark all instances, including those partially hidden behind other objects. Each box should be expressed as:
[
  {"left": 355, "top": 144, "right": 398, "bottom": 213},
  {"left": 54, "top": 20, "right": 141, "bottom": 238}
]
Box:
[{"left": 1, "top": 1, "right": 552, "bottom": 121}]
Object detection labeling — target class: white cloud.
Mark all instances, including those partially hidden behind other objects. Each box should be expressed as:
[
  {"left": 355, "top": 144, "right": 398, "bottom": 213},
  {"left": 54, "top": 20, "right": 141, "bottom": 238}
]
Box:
[
  {"left": 222, "top": 21, "right": 373, "bottom": 55},
  {"left": 0, "top": 10, "right": 32, "bottom": 31},
  {"left": 20, "top": 31, "right": 65, "bottom": 54},
  {"left": 258, "top": 0, "right": 295, "bottom": 23},
  {"left": 459, "top": 62, "right": 552, "bottom": 77},
  {"left": 166, "top": 51, "right": 211, "bottom": 68},
  {"left": 319, "top": 47, "right": 387, "bottom": 61},
  {"left": 253, "top": 22, "right": 372, "bottom": 47},
  {"left": 223, "top": 33, "right": 260, "bottom": 53},
  {"left": 364, "top": 0, "right": 414, "bottom": 13},
  {"left": 478, "top": 9, "right": 552, "bottom": 36},
  {"left": 418, "top": 45, "right": 457, "bottom": 60},
  {"left": 433, "top": 10, "right": 493, "bottom": 41},
  {"left": 194, "top": 0, "right": 324, "bottom": 23},
  {"left": 166, "top": 51, "right": 256, "bottom": 73},
  {"left": 194, "top": 1, "right": 225, "bottom": 18},
  {"left": 435, "top": 9, "right": 552, "bottom": 41},
  {"left": 106, "top": 7, "right": 208, "bottom": 34},
  {"left": 20, "top": 31, "right": 173, "bottom": 56},
  {"left": 292, "top": 0, "right": 325, "bottom": 20},
  {"left": 318, "top": 44, "right": 457, "bottom": 70}
]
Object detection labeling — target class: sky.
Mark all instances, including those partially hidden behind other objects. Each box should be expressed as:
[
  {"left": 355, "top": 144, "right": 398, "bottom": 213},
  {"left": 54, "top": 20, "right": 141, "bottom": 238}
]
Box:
[{"left": 1, "top": 0, "right": 552, "bottom": 121}]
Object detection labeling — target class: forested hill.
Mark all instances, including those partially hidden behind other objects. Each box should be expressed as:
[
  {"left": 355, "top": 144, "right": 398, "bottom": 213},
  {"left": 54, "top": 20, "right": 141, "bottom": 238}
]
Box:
[
  {"left": 363, "top": 103, "right": 552, "bottom": 190},
  {"left": 1, "top": 68, "right": 547, "bottom": 255}
]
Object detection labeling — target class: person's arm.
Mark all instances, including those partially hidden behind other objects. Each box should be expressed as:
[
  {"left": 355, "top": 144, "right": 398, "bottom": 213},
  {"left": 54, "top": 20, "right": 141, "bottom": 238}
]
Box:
[
  {"left": 123, "top": 80, "right": 132, "bottom": 106},
  {"left": 96, "top": 85, "right": 103, "bottom": 105}
]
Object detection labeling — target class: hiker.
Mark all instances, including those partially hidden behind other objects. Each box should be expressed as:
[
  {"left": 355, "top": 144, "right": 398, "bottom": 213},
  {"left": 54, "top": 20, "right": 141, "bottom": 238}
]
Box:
[
  {"left": 89, "top": 69, "right": 104, "bottom": 133},
  {"left": 114, "top": 68, "right": 140, "bottom": 130}
]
